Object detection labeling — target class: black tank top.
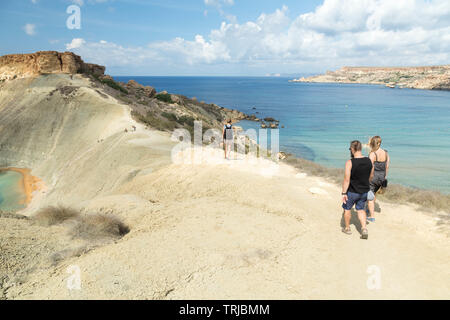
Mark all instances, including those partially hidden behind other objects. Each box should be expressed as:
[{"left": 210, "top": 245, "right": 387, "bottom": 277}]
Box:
[
  {"left": 348, "top": 157, "right": 372, "bottom": 194},
  {"left": 223, "top": 124, "right": 233, "bottom": 140}
]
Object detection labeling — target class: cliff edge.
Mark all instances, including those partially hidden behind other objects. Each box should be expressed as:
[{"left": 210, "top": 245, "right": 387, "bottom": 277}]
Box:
[{"left": 0, "top": 51, "right": 105, "bottom": 81}]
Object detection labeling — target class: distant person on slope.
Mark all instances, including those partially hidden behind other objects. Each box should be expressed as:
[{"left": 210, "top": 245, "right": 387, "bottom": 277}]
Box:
[
  {"left": 222, "top": 119, "right": 234, "bottom": 159},
  {"left": 341, "top": 140, "right": 374, "bottom": 239},
  {"left": 367, "top": 136, "right": 390, "bottom": 222}
]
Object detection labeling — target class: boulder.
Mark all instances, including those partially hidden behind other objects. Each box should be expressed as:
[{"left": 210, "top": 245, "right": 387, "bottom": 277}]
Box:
[
  {"left": 125, "top": 80, "right": 156, "bottom": 98},
  {"left": 144, "top": 86, "right": 156, "bottom": 98},
  {"left": 126, "top": 80, "right": 144, "bottom": 89},
  {"left": 171, "top": 94, "right": 181, "bottom": 104},
  {"left": 100, "top": 75, "right": 114, "bottom": 82},
  {"left": 277, "top": 152, "right": 287, "bottom": 160}
]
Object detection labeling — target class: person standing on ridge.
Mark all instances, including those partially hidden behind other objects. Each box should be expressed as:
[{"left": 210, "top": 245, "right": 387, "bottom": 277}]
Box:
[
  {"left": 341, "top": 140, "right": 374, "bottom": 239},
  {"left": 222, "top": 119, "right": 234, "bottom": 159}
]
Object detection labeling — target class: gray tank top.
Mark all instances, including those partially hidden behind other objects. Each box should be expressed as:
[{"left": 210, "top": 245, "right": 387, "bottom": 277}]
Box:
[{"left": 373, "top": 150, "right": 387, "bottom": 173}]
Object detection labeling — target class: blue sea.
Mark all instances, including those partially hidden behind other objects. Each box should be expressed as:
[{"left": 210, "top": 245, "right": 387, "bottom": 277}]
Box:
[
  {"left": 0, "top": 170, "right": 27, "bottom": 212},
  {"left": 116, "top": 76, "right": 450, "bottom": 193}
]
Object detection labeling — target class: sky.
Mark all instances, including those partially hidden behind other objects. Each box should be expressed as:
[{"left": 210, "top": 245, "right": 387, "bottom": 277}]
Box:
[{"left": 0, "top": 0, "right": 449, "bottom": 76}]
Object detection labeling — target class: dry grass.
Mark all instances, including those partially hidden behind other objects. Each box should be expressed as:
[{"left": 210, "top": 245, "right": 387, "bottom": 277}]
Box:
[
  {"left": 32, "top": 206, "right": 130, "bottom": 240},
  {"left": 378, "top": 184, "right": 450, "bottom": 213},
  {"left": 0, "top": 211, "right": 28, "bottom": 220},
  {"left": 32, "top": 206, "right": 79, "bottom": 226},
  {"left": 69, "top": 214, "right": 130, "bottom": 240},
  {"left": 285, "top": 156, "right": 343, "bottom": 183}
]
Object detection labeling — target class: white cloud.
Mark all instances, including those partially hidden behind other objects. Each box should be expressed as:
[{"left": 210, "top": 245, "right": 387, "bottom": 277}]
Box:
[
  {"left": 205, "top": 0, "right": 234, "bottom": 7},
  {"left": 31, "top": 0, "right": 38, "bottom": 4},
  {"left": 204, "top": 0, "right": 236, "bottom": 22},
  {"left": 150, "top": 35, "right": 231, "bottom": 65},
  {"left": 70, "top": 0, "right": 112, "bottom": 6},
  {"left": 66, "top": 38, "right": 86, "bottom": 49},
  {"left": 23, "top": 24, "right": 36, "bottom": 36},
  {"left": 71, "top": 0, "right": 84, "bottom": 6},
  {"left": 64, "top": 0, "right": 450, "bottom": 74}
]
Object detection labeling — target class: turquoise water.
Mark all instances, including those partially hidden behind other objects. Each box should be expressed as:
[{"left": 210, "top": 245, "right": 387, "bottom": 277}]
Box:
[
  {"left": 0, "top": 170, "right": 27, "bottom": 212},
  {"left": 115, "top": 76, "right": 450, "bottom": 193}
]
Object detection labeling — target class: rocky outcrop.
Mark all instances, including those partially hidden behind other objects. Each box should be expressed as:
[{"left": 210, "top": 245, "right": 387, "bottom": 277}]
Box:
[
  {"left": 125, "top": 79, "right": 156, "bottom": 98},
  {"left": 291, "top": 65, "right": 450, "bottom": 90},
  {"left": 0, "top": 51, "right": 105, "bottom": 81}
]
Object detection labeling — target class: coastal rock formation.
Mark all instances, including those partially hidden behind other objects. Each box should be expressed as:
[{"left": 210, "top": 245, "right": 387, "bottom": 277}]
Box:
[
  {"left": 126, "top": 79, "right": 156, "bottom": 98},
  {"left": 171, "top": 94, "right": 183, "bottom": 104},
  {"left": 0, "top": 51, "right": 104, "bottom": 81},
  {"left": 291, "top": 65, "right": 450, "bottom": 90}
]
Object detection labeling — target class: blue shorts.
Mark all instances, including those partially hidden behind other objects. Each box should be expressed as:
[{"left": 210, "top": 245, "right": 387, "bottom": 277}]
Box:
[{"left": 342, "top": 191, "right": 368, "bottom": 211}]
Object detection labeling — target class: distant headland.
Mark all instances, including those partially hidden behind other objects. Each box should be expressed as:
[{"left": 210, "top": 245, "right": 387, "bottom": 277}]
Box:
[{"left": 290, "top": 65, "right": 450, "bottom": 90}]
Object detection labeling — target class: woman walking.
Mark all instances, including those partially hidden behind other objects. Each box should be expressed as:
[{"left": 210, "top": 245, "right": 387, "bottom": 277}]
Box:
[
  {"left": 367, "top": 136, "right": 390, "bottom": 222},
  {"left": 222, "top": 119, "right": 234, "bottom": 159}
]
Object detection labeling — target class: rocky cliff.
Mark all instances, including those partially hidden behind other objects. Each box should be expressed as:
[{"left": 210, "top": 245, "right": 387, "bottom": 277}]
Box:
[
  {"left": 292, "top": 65, "right": 450, "bottom": 90},
  {"left": 0, "top": 51, "right": 105, "bottom": 81}
]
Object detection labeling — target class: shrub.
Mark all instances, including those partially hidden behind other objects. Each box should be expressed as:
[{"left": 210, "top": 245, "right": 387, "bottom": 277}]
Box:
[
  {"left": 92, "top": 74, "right": 128, "bottom": 94},
  {"left": 177, "top": 115, "right": 195, "bottom": 127},
  {"left": 101, "top": 78, "right": 128, "bottom": 94},
  {"left": 33, "top": 206, "right": 80, "bottom": 226},
  {"left": 155, "top": 93, "right": 173, "bottom": 103},
  {"left": 69, "top": 214, "right": 129, "bottom": 240},
  {"left": 132, "top": 111, "right": 176, "bottom": 131},
  {"left": 161, "top": 112, "right": 178, "bottom": 122}
]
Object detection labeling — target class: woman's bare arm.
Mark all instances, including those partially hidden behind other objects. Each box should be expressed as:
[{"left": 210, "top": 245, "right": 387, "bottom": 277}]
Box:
[{"left": 369, "top": 152, "right": 376, "bottom": 164}]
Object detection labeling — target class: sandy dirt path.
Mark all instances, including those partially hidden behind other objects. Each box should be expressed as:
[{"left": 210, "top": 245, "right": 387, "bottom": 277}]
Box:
[{"left": 6, "top": 147, "right": 448, "bottom": 300}]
